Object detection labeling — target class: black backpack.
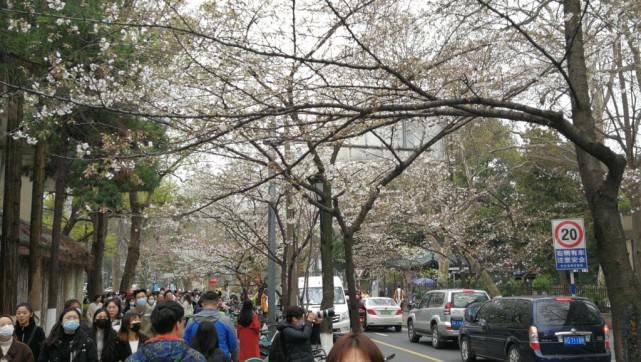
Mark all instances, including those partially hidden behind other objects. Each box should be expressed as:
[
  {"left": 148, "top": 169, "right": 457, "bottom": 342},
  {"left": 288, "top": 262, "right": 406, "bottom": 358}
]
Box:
[{"left": 268, "top": 331, "right": 287, "bottom": 362}]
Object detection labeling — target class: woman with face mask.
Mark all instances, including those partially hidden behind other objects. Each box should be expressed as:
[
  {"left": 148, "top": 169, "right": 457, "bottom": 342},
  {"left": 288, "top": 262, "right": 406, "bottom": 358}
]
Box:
[
  {"left": 38, "top": 308, "right": 98, "bottom": 362},
  {"left": 0, "top": 314, "right": 34, "bottom": 362},
  {"left": 14, "top": 303, "right": 45, "bottom": 361},
  {"left": 114, "top": 312, "right": 148, "bottom": 361},
  {"left": 90, "top": 309, "right": 117, "bottom": 362}
]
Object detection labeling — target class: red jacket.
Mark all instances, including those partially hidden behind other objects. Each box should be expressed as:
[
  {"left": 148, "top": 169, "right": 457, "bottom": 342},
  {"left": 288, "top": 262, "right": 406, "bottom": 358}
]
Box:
[{"left": 237, "top": 313, "right": 260, "bottom": 361}]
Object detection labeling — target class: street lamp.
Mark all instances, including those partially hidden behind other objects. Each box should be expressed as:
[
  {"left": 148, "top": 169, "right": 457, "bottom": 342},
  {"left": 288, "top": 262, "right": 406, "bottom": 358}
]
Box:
[{"left": 308, "top": 174, "right": 335, "bottom": 352}]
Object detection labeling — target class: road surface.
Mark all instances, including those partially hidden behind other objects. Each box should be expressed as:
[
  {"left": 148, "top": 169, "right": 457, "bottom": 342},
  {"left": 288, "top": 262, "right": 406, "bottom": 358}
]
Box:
[{"left": 365, "top": 326, "right": 461, "bottom": 362}]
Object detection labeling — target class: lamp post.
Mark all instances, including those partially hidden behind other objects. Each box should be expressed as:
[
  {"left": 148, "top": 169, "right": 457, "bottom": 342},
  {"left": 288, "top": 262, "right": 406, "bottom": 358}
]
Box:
[{"left": 309, "top": 175, "right": 334, "bottom": 352}]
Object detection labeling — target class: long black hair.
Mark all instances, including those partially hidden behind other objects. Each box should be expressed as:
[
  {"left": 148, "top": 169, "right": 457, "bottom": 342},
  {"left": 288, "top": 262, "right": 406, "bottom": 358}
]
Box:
[
  {"left": 190, "top": 321, "right": 220, "bottom": 358},
  {"left": 238, "top": 300, "right": 254, "bottom": 327},
  {"left": 15, "top": 302, "right": 38, "bottom": 326},
  {"left": 44, "top": 307, "right": 84, "bottom": 346},
  {"left": 92, "top": 308, "right": 116, "bottom": 339}
]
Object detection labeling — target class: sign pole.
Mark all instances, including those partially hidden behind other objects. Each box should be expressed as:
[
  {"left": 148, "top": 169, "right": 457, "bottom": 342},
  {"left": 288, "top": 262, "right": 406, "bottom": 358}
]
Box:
[{"left": 569, "top": 270, "right": 576, "bottom": 297}]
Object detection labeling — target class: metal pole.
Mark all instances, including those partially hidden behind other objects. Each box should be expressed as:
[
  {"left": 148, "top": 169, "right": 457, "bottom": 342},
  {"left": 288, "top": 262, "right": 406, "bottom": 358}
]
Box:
[
  {"left": 267, "top": 182, "right": 277, "bottom": 325},
  {"left": 570, "top": 270, "right": 576, "bottom": 297}
]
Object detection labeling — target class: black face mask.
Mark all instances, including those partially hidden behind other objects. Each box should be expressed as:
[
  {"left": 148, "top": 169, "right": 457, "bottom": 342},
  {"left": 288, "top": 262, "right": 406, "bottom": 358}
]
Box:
[
  {"left": 95, "top": 320, "right": 111, "bottom": 330},
  {"left": 130, "top": 323, "right": 141, "bottom": 332}
]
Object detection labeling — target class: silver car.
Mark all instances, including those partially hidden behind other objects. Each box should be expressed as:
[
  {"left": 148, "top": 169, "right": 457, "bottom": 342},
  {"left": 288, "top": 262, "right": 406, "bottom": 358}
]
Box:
[{"left": 407, "top": 289, "right": 490, "bottom": 348}]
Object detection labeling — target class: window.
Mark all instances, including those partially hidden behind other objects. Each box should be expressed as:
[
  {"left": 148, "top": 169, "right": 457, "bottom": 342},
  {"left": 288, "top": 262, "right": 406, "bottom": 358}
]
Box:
[
  {"left": 420, "top": 295, "right": 432, "bottom": 309},
  {"left": 367, "top": 298, "right": 396, "bottom": 307},
  {"left": 535, "top": 299, "right": 601, "bottom": 327},
  {"left": 477, "top": 300, "right": 507, "bottom": 323},
  {"left": 429, "top": 293, "right": 444, "bottom": 308},
  {"left": 299, "top": 287, "right": 345, "bottom": 305},
  {"left": 452, "top": 292, "right": 489, "bottom": 308}
]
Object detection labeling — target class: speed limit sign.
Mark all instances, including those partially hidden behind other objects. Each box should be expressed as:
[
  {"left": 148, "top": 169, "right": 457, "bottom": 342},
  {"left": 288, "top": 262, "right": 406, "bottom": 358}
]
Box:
[{"left": 552, "top": 218, "right": 588, "bottom": 270}]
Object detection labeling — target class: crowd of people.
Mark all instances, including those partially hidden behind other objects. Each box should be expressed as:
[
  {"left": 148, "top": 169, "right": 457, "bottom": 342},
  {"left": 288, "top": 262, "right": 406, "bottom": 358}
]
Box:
[{"left": 0, "top": 288, "right": 386, "bottom": 362}]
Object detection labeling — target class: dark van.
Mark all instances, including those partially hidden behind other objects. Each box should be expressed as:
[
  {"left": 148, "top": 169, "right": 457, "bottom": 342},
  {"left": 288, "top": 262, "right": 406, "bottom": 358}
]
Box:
[{"left": 459, "top": 296, "right": 610, "bottom": 362}]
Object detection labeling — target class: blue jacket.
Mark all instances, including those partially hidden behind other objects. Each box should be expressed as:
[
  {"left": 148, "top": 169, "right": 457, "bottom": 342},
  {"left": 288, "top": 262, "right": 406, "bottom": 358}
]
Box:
[
  {"left": 184, "top": 308, "right": 238, "bottom": 361},
  {"left": 125, "top": 339, "right": 206, "bottom": 362}
]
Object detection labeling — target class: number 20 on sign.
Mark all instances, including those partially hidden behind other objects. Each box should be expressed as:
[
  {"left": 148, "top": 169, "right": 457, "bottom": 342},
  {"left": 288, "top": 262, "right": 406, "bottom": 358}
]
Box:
[{"left": 552, "top": 218, "right": 588, "bottom": 271}]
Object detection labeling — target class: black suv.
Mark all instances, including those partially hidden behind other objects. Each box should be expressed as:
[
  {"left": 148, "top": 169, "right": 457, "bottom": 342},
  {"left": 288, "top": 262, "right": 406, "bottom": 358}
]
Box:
[{"left": 459, "top": 296, "right": 611, "bottom": 362}]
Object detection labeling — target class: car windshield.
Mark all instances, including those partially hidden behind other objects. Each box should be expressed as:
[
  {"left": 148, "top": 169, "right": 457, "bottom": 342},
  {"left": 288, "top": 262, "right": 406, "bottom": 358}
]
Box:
[
  {"left": 452, "top": 292, "right": 489, "bottom": 308},
  {"left": 535, "top": 299, "right": 602, "bottom": 326},
  {"left": 367, "top": 298, "right": 396, "bottom": 306},
  {"left": 300, "top": 287, "right": 345, "bottom": 305}
]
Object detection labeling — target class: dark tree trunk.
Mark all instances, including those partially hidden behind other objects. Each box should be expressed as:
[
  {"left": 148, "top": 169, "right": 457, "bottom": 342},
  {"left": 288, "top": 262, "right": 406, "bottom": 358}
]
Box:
[
  {"left": 319, "top": 181, "right": 334, "bottom": 335},
  {"left": 119, "top": 191, "right": 143, "bottom": 293},
  {"left": 28, "top": 141, "right": 46, "bottom": 309},
  {"left": 48, "top": 156, "right": 69, "bottom": 310},
  {"left": 564, "top": 1, "right": 641, "bottom": 360},
  {"left": 343, "top": 233, "right": 361, "bottom": 333},
  {"left": 87, "top": 211, "right": 108, "bottom": 298},
  {"left": 0, "top": 91, "right": 23, "bottom": 313},
  {"left": 62, "top": 201, "right": 81, "bottom": 237}
]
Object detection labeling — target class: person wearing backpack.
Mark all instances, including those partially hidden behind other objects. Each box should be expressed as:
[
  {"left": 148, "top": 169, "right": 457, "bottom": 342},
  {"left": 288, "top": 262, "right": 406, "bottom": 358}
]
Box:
[
  {"left": 184, "top": 291, "right": 239, "bottom": 362},
  {"left": 270, "top": 306, "right": 317, "bottom": 362}
]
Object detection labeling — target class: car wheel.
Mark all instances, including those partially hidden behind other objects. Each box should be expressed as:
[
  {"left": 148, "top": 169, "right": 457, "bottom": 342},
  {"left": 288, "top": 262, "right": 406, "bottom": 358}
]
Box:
[
  {"left": 408, "top": 320, "right": 420, "bottom": 343},
  {"left": 460, "top": 337, "right": 476, "bottom": 362},
  {"left": 395, "top": 325, "right": 402, "bottom": 332},
  {"left": 431, "top": 324, "right": 443, "bottom": 349},
  {"left": 508, "top": 345, "right": 521, "bottom": 362}
]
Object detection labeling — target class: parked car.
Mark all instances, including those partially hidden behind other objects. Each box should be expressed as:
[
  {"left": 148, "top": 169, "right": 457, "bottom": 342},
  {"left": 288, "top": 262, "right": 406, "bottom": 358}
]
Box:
[
  {"left": 407, "top": 289, "right": 490, "bottom": 348},
  {"left": 459, "top": 296, "right": 611, "bottom": 362},
  {"left": 361, "top": 297, "right": 403, "bottom": 332}
]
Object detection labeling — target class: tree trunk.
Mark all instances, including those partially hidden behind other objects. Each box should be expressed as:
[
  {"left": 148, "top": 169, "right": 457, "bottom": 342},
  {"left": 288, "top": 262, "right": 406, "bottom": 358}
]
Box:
[
  {"left": 112, "top": 217, "right": 126, "bottom": 291},
  {"left": 463, "top": 251, "right": 501, "bottom": 297},
  {"left": 343, "top": 233, "right": 361, "bottom": 333},
  {"left": 48, "top": 157, "right": 69, "bottom": 311},
  {"left": 119, "top": 191, "right": 143, "bottom": 292},
  {"left": 0, "top": 90, "right": 23, "bottom": 313},
  {"left": 87, "top": 211, "right": 108, "bottom": 298},
  {"left": 320, "top": 180, "right": 334, "bottom": 336},
  {"left": 28, "top": 142, "right": 47, "bottom": 309},
  {"left": 564, "top": 2, "right": 641, "bottom": 360}
]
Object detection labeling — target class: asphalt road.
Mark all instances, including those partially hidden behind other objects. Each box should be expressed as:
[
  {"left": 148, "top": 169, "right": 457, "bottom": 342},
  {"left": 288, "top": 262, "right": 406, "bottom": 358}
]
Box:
[{"left": 365, "top": 326, "right": 463, "bottom": 362}]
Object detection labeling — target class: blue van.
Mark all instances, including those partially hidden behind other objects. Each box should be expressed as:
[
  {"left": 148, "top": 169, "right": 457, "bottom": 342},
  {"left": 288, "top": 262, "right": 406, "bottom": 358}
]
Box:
[{"left": 459, "top": 296, "right": 610, "bottom": 362}]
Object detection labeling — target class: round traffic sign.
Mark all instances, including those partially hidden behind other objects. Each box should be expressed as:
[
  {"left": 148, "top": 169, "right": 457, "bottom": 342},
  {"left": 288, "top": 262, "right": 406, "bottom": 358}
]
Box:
[{"left": 554, "top": 220, "right": 584, "bottom": 248}]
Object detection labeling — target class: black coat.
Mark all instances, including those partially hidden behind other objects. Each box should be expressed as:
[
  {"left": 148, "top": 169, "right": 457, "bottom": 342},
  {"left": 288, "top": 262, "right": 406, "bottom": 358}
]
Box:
[
  {"left": 113, "top": 334, "right": 148, "bottom": 362},
  {"left": 38, "top": 327, "right": 98, "bottom": 362},
  {"left": 90, "top": 329, "right": 118, "bottom": 362},
  {"left": 277, "top": 322, "right": 314, "bottom": 362},
  {"left": 14, "top": 321, "right": 45, "bottom": 361}
]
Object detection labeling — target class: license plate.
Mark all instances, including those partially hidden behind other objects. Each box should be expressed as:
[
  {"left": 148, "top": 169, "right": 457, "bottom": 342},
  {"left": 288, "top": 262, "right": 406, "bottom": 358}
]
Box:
[
  {"left": 451, "top": 319, "right": 463, "bottom": 329},
  {"left": 380, "top": 310, "right": 393, "bottom": 315},
  {"left": 564, "top": 336, "right": 586, "bottom": 345}
]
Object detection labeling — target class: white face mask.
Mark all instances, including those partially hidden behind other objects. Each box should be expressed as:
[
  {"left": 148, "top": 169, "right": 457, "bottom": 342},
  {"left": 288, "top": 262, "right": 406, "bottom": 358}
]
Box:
[{"left": 0, "top": 324, "right": 14, "bottom": 337}]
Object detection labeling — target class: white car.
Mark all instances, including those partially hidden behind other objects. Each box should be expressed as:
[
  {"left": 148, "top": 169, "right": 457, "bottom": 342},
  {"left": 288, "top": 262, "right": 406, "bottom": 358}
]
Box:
[{"left": 362, "top": 297, "right": 403, "bottom": 332}]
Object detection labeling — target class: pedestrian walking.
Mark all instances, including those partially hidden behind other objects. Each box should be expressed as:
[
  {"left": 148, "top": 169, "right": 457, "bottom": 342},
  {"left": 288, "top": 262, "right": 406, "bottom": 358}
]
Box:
[
  {"left": 190, "top": 322, "right": 231, "bottom": 362},
  {"left": 326, "top": 333, "right": 384, "bottom": 362},
  {"left": 130, "top": 290, "right": 153, "bottom": 337},
  {"left": 125, "top": 301, "right": 205, "bottom": 361},
  {"left": 184, "top": 291, "right": 239, "bottom": 362},
  {"left": 14, "top": 303, "right": 45, "bottom": 361},
  {"left": 114, "top": 312, "right": 148, "bottom": 361},
  {"left": 183, "top": 294, "right": 195, "bottom": 321},
  {"left": 236, "top": 301, "right": 260, "bottom": 362},
  {"left": 86, "top": 296, "right": 104, "bottom": 327},
  {"left": 39, "top": 307, "right": 98, "bottom": 362},
  {"left": 0, "top": 313, "right": 35, "bottom": 362},
  {"left": 105, "top": 300, "right": 123, "bottom": 333},
  {"left": 91, "top": 309, "right": 118, "bottom": 362}
]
